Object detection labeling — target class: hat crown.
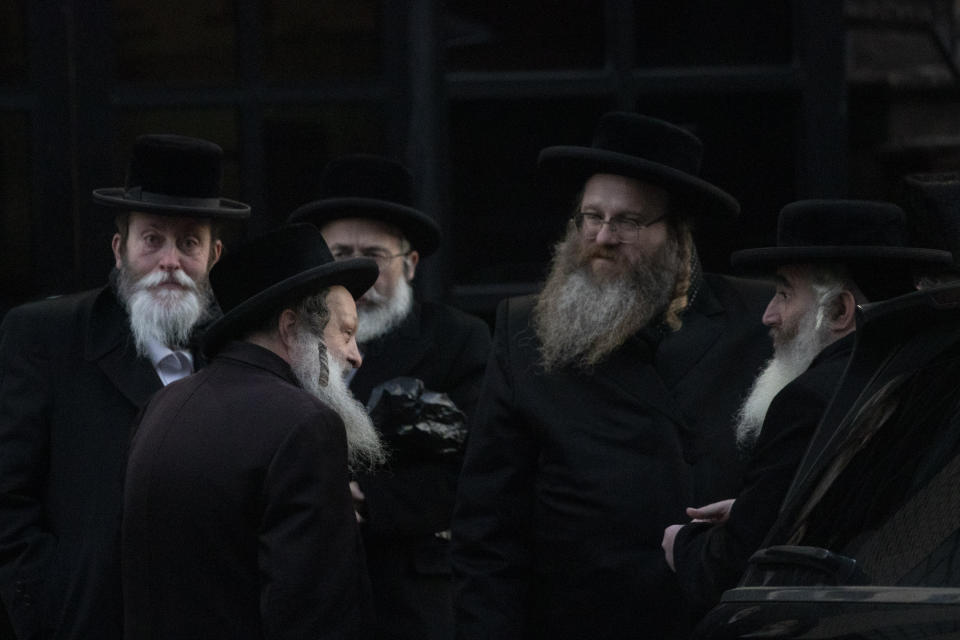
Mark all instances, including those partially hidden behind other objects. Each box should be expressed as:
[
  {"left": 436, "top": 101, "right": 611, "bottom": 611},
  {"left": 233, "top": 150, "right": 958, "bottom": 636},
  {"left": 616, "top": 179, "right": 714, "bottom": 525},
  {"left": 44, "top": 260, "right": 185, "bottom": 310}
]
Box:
[
  {"left": 904, "top": 171, "right": 960, "bottom": 260},
  {"left": 319, "top": 154, "right": 414, "bottom": 207},
  {"left": 592, "top": 112, "right": 704, "bottom": 177},
  {"left": 777, "top": 200, "right": 909, "bottom": 248},
  {"left": 127, "top": 134, "right": 224, "bottom": 199},
  {"left": 211, "top": 224, "right": 335, "bottom": 315}
]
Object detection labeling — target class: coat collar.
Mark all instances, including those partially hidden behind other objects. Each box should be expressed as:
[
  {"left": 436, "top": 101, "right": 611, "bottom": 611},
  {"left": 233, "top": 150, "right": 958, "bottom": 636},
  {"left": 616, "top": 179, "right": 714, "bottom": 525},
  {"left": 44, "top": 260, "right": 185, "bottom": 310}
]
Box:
[{"left": 215, "top": 340, "right": 300, "bottom": 387}]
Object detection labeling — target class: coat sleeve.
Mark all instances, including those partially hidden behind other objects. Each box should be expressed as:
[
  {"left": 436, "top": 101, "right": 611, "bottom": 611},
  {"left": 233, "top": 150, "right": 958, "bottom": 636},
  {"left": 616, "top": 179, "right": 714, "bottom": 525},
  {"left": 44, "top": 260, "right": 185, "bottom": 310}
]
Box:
[
  {"left": 257, "top": 408, "right": 369, "bottom": 640},
  {"left": 451, "top": 298, "right": 538, "bottom": 640},
  {"left": 672, "top": 380, "right": 827, "bottom": 615},
  {"left": 0, "top": 307, "right": 57, "bottom": 640}
]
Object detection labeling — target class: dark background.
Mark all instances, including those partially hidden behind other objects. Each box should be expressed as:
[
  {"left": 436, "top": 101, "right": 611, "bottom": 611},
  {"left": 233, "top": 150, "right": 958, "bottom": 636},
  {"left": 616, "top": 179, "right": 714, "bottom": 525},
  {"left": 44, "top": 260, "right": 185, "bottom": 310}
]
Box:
[{"left": 2, "top": 0, "right": 959, "bottom": 324}]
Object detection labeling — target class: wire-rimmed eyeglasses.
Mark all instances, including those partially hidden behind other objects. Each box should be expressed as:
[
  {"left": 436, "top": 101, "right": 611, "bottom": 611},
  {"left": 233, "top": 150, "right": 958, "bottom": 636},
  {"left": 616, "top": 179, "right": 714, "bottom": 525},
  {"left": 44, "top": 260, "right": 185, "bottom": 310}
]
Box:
[
  {"left": 331, "top": 249, "right": 411, "bottom": 270},
  {"left": 573, "top": 212, "right": 667, "bottom": 243}
]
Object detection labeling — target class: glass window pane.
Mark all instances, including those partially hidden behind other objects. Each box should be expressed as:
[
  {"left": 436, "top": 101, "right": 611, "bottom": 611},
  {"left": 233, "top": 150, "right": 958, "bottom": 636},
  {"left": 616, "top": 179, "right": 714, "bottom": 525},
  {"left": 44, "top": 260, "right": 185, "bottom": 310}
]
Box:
[
  {"left": 261, "top": 0, "right": 382, "bottom": 82},
  {"left": 448, "top": 98, "right": 610, "bottom": 285},
  {"left": 113, "top": 108, "right": 242, "bottom": 207},
  {"left": 0, "top": 112, "right": 33, "bottom": 312},
  {"left": 633, "top": 2, "right": 792, "bottom": 67},
  {"left": 445, "top": 1, "right": 604, "bottom": 71},
  {"left": 262, "top": 104, "right": 387, "bottom": 223},
  {"left": 0, "top": 1, "right": 28, "bottom": 85},
  {"left": 111, "top": 1, "right": 237, "bottom": 86}
]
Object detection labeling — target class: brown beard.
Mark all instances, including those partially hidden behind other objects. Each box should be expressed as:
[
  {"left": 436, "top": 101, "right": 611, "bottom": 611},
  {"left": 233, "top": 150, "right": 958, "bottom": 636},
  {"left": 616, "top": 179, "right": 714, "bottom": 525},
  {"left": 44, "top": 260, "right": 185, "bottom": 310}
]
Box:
[{"left": 532, "top": 224, "right": 684, "bottom": 372}]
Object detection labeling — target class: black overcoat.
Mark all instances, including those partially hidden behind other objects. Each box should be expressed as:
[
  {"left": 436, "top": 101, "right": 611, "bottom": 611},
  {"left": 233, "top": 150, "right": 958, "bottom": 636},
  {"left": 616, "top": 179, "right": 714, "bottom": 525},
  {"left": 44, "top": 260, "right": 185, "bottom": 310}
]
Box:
[
  {"left": 451, "top": 273, "right": 773, "bottom": 640},
  {"left": 672, "top": 334, "right": 854, "bottom": 616},
  {"left": 0, "top": 286, "right": 163, "bottom": 640},
  {"left": 349, "top": 300, "right": 490, "bottom": 640},
  {"left": 122, "top": 341, "right": 372, "bottom": 640}
]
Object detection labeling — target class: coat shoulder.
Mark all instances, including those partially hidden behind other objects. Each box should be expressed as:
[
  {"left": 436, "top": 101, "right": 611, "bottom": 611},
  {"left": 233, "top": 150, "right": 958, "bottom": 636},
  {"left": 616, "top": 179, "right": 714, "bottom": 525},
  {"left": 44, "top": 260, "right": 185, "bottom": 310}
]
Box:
[{"left": 704, "top": 272, "right": 773, "bottom": 312}]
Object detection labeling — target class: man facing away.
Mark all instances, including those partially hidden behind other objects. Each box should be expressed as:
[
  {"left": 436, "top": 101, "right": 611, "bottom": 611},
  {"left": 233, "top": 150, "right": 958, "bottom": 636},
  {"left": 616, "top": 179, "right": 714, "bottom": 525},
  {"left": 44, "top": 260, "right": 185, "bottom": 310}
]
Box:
[
  {"left": 288, "top": 154, "right": 490, "bottom": 640},
  {"left": 450, "top": 111, "right": 775, "bottom": 640},
  {"left": 0, "top": 134, "right": 250, "bottom": 640},
  {"left": 122, "top": 224, "right": 384, "bottom": 639},
  {"left": 662, "top": 200, "right": 952, "bottom": 617}
]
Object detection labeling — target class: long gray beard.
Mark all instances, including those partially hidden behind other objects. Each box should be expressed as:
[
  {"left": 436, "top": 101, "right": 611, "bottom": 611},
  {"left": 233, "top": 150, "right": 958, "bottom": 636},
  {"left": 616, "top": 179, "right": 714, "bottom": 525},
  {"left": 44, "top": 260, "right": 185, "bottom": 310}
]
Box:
[
  {"left": 356, "top": 277, "right": 413, "bottom": 343},
  {"left": 734, "top": 304, "right": 833, "bottom": 451},
  {"left": 290, "top": 330, "right": 385, "bottom": 471},
  {"left": 117, "top": 265, "right": 214, "bottom": 357},
  {"left": 533, "top": 228, "right": 681, "bottom": 372}
]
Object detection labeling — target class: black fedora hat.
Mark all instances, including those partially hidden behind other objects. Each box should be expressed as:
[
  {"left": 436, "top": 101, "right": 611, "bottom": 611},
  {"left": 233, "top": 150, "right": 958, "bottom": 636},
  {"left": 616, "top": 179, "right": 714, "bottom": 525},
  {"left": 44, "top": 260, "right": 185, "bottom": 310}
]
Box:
[
  {"left": 93, "top": 134, "right": 251, "bottom": 219},
  {"left": 902, "top": 171, "right": 960, "bottom": 266},
  {"left": 731, "top": 199, "right": 953, "bottom": 269},
  {"left": 287, "top": 154, "right": 441, "bottom": 256},
  {"left": 537, "top": 111, "right": 740, "bottom": 219},
  {"left": 202, "top": 223, "right": 378, "bottom": 357}
]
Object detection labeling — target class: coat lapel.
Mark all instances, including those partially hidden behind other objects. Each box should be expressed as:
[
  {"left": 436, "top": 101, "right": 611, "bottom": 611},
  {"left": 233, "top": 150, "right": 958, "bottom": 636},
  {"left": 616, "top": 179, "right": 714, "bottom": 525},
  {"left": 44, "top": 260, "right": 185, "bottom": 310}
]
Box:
[
  {"left": 655, "top": 278, "right": 726, "bottom": 389},
  {"left": 85, "top": 287, "right": 162, "bottom": 409},
  {"left": 351, "top": 303, "right": 428, "bottom": 396}
]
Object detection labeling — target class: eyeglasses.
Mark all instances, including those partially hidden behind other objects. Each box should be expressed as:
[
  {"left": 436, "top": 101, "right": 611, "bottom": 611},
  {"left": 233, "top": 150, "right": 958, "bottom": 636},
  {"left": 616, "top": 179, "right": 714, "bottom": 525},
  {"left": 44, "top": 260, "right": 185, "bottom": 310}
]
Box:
[
  {"left": 573, "top": 212, "right": 666, "bottom": 243},
  {"left": 331, "top": 248, "right": 410, "bottom": 270}
]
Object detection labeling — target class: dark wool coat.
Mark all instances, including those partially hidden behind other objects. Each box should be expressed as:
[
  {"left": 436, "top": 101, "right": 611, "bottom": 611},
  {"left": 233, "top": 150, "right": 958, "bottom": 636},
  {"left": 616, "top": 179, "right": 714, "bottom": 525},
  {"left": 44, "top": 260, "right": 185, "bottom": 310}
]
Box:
[
  {"left": 672, "top": 334, "right": 854, "bottom": 617},
  {"left": 0, "top": 286, "right": 166, "bottom": 640},
  {"left": 349, "top": 300, "right": 490, "bottom": 640},
  {"left": 122, "top": 341, "right": 372, "bottom": 640},
  {"left": 451, "top": 273, "right": 773, "bottom": 640}
]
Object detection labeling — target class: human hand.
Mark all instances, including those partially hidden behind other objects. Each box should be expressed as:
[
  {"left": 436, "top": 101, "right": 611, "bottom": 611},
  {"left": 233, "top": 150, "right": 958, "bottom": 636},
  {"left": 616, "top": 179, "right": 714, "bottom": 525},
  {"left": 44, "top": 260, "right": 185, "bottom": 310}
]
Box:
[
  {"left": 685, "top": 498, "right": 735, "bottom": 523},
  {"left": 349, "top": 480, "right": 366, "bottom": 523},
  {"left": 662, "top": 524, "right": 683, "bottom": 571}
]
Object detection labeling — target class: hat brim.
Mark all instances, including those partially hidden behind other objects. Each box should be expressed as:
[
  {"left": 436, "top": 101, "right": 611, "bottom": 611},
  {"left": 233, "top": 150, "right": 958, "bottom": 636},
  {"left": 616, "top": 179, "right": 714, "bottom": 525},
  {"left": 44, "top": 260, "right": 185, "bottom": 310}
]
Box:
[
  {"left": 288, "top": 197, "right": 441, "bottom": 256},
  {"left": 731, "top": 245, "right": 954, "bottom": 269},
  {"left": 93, "top": 188, "right": 251, "bottom": 220},
  {"left": 538, "top": 146, "right": 740, "bottom": 219},
  {"left": 201, "top": 257, "right": 378, "bottom": 357}
]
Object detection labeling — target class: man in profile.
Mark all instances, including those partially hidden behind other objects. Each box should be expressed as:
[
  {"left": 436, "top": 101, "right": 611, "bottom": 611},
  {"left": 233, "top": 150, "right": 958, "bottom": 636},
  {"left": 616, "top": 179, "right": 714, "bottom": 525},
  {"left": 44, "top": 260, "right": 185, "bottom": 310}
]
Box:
[
  {"left": 122, "top": 224, "right": 383, "bottom": 639},
  {"left": 0, "top": 134, "right": 249, "bottom": 640},
  {"left": 662, "top": 200, "right": 951, "bottom": 616}
]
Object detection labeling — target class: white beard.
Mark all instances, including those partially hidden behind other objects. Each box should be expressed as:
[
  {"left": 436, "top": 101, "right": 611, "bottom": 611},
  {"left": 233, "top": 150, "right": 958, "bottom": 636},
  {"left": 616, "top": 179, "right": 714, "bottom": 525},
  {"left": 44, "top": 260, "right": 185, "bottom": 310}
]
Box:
[
  {"left": 356, "top": 277, "right": 413, "bottom": 344},
  {"left": 117, "top": 265, "right": 212, "bottom": 357},
  {"left": 734, "top": 304, "right": 833, "bottom": 451},
  {"left": 289, "top": 329, "right": 385, "bottom": 471}
]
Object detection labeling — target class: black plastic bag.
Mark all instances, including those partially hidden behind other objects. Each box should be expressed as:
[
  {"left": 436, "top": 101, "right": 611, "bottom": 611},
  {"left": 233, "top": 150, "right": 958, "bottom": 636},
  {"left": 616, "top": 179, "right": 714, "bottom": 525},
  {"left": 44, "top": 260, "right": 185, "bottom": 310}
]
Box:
[{"left": 366, "top": 376, "right": 467, "bottom": 462}]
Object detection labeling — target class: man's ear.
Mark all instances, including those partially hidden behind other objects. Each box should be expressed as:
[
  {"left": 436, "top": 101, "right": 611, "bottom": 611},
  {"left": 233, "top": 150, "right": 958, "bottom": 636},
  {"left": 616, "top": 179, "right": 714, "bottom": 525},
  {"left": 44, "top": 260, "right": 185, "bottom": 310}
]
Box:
[
  {"left": 276, "top": 308, "right": 300, "bottom": 352},
  {"left": 112, "top": 233, "right": 123, "bottom": 270},
  {"left": 403, "top": 250, "right": 420, "bottom": 281},
  {"left": 210, "top": 239, "right": 223, "bottom": 268},
  {"left": 828, "top": 290, "right": 858, "bottom": 333}
]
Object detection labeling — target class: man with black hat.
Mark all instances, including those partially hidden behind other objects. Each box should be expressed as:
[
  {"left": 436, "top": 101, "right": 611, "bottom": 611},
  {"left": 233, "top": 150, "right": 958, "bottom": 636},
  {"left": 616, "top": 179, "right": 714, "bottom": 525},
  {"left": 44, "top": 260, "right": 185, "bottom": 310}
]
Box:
[
  {"left": 288, "top": 154, "right": 490, "bottom": 640},
  {"left": 122, "top": 224, "right": 382, "bottom": 639},
  {"left": 661, "top": 200, "right": 952, "bottom": 617},
  {"left": 450, "top": 112, "right": 773, "bottom": 639},
  {"left": 0, "top": 134, "right": 250, "bottom": 640}
]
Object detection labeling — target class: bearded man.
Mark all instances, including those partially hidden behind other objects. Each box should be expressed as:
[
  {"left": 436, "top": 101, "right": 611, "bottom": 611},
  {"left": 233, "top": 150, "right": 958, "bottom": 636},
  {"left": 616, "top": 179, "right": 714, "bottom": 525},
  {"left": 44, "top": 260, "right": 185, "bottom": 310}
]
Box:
[
  {"left": 450, "top": 112, "right": 775, "bottom": 640},
  {"left": 287, "top": 154, "right": 490, "bottom": 640},
  {"left": 0, "top": 134, "right": 249, "bottom": 640},
  {"left": 661, "top": 200, "right": 952, "bottom": 619},
  {"left": 122, "top": 224, "right": 383, "bottom": 640}
]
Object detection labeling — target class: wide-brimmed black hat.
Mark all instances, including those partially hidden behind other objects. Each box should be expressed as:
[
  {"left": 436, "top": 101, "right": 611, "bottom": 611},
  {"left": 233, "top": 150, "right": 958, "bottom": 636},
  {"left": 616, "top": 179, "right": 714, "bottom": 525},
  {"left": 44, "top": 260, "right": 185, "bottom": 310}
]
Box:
[
  {"left": 731, "top": 199, "right": 953, "bottom": 269},
  {"left": 537, "top": 111, "right": 740, "bottom": 219},
  {"left": 287, "top": 154, "right": 441, "bottom": 256},
  {"left": 202, "top": 223, "right": 378, "bottom": 356},
  {"left": 902, "top": 171, "right": 960, "bottom": 266},
  {"left": 93, "top": 134, "right": 251, "bottom": 219}
]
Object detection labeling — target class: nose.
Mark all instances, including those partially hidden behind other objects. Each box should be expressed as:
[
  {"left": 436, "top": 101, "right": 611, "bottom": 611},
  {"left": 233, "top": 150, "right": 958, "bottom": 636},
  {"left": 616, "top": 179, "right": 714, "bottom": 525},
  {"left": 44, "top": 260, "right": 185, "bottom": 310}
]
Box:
[
  {"left": 157, "top": 243, "right": 183, "bottom": 271},
  {"left": 593, "top": 219, "right": 620, "bottom": 246},
  {"left": 761, "top": 297, "right": 780, "bottom": 327},
  {"left": 344, "top": 339, "right": 363, "bottom": 370}
]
